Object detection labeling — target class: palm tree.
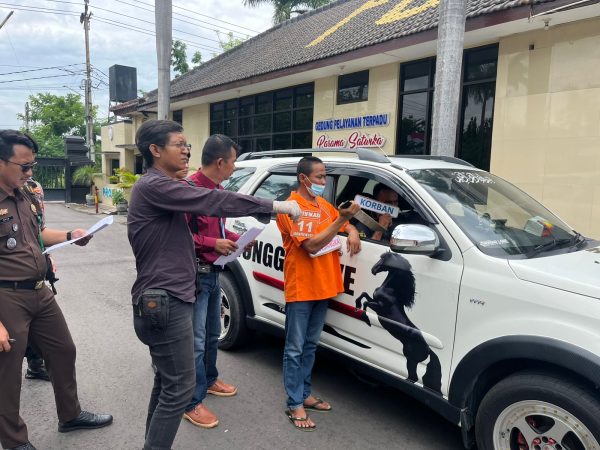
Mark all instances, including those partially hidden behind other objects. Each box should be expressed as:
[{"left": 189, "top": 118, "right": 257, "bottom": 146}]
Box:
[
  {"left": 430, "top": 0, "right": 467, "bottom": 157},
  {"left": 243, "top": 0, "right": 332, "bottom": 24}
]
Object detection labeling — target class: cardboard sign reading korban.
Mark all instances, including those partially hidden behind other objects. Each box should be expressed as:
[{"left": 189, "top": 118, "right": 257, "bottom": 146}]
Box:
[{"left": 354, "top": 194, "right": 400, "bottom": 218}]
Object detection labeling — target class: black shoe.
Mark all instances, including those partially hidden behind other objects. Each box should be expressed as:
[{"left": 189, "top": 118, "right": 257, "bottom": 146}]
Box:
[
  {"left": 58, "top": 410, "right": 113, "bottom": 433},
  {"left": 9, "top": 443, "right": 37, "bottom": 450},
  {"left": 25, "top": 367, "right": 50, "bottom": 381}
]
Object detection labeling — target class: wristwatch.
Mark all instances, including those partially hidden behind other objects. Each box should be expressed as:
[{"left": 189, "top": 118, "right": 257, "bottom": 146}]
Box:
[{"left": 66, "top": 230, "right": 72, "bottom": 241}]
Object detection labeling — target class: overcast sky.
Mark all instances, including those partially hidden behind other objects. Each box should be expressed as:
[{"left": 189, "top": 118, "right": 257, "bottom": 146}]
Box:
[{"left": 0, "top": 0, "right": 274, "bottom": 130}]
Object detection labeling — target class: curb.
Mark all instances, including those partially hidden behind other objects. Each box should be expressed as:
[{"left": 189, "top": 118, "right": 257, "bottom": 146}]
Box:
[{"left": 64, "top": 203, "right": 119, "bottom": 216}]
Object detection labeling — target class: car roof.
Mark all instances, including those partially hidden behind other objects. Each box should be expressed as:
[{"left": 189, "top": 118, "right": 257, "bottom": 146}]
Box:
[{"left": 234, "top": 151, "right": 482, "bottom": 172}]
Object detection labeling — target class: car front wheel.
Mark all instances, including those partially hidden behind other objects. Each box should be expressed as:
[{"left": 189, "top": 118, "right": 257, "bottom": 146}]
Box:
[
  {"left": 218, "top": 272, "right": 249, "bottom": 350},
  {"left": 475, "top": 372, "right": 600, "bottom": 450}
]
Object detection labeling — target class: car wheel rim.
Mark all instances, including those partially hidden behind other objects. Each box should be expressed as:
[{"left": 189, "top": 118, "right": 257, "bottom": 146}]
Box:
[
  {"left": 493, "top": 400, "right": 599, "bottom": 450},
  {"left": 219, "top": 290, "right": 231, "bottom": 340}
]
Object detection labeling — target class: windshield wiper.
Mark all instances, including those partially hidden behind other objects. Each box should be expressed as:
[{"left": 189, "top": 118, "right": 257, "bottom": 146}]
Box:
[
  {"left": 527, "top": 238, "right": 572, "bottom": 258},
  {"left": 526, "top": 232, "right": 585, "bottom": 258},
  {"left": 569, "top": 231, "right": 585, "bottom": 247}
]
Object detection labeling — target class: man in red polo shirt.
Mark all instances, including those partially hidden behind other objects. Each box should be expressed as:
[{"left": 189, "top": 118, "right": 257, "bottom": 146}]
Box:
[{"left": 183, "top": 134, "right": 243, "bottom": 429}]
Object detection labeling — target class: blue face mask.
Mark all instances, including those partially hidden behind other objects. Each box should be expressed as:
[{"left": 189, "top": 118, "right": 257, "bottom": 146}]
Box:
[{"left": 305, "top": 178, "right": 325, "bottom": 197}]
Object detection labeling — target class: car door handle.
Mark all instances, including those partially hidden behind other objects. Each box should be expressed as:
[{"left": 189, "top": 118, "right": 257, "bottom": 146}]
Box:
[{"left": 232, "top": 220, "right": 248, "bottom": 234}]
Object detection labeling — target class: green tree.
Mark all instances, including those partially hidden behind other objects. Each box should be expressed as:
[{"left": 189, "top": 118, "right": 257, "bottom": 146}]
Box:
[
  {"left": 191, "top": 51, "right": 203, "bottom": 66},
  {"left": 172, "top": 40, "right": 205, "bottom": 76},
  {"left": 171, "top": 40, "right": 190, "bottom": 76},
  {"left": 17, "top": 93, "right": 98, "bottom": 157},
  {"left": 243, "top": 0, "right": 331, "bottom": 24},
  {"left": 219, "top": 32, "right": 246, "bottom": 52}
]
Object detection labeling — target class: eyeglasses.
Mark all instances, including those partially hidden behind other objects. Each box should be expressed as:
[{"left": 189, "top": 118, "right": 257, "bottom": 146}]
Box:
[
  {"left": 167, "top": 142, "right": 192, "bottom": 150},
  {"left": 3, "top": 160, "right": 37, "bottom": 173}
]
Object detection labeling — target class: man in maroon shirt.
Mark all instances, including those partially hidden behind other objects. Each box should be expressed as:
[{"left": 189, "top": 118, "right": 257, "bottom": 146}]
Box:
[{"left": 183, "top": 134, "right": 243, "bottom": 429}]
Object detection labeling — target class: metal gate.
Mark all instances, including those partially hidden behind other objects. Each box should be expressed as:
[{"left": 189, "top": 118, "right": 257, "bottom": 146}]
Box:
[
  {"left": 35, "top": 136, "right": 94, "bottom": 203},
  {"left": 35, "top": 157, "right": 68, "bottom": 201}
]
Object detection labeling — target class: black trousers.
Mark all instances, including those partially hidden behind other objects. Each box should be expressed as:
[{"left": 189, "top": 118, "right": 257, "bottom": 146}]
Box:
[
  {"left": 24, "top": 345, "right": 43, "bottom": 367},
  {"left": 0, "top": 286, "right": 81, "bottom": 449},
  {"left": 133, "top": 296, "right": 195, "bottom": 450}
]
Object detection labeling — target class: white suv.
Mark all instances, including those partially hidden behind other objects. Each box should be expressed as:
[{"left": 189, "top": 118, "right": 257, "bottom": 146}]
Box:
[{"left": 218, "top": 148, "right": 600, "bottom": 450}]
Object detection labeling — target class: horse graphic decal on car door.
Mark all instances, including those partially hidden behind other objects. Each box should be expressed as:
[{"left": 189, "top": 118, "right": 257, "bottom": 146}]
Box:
[{"left": 355, "top": 252, "right": 442, "bottom": 394}]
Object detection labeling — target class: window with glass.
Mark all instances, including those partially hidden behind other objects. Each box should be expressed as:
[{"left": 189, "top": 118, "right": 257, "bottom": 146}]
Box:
[
  {"left": 409, "top": 168, "right": 581, "bottom": 258},
  {"left": 333, "top": 174, "right": 426, "bottom": 244},
  {"left": 222, "top": 167, "right": 256, "bottom": 192},
  {"left": 457, "top": 45, "right": 498, "bottom": 171},
  {"left": 110, "top": 159, "right": 120, "bottom": 174},
  {"left": 396, "top": 45, "right": 498, "bottom": 170},
  {"left": 172, "top": 110, "right": 183, "bottom": 125},
  {"left": 210, "top": 83, "right": 314, "bottom": 154},
  {"left": 135, "top": 155, "right": 143, "bottom": 175},
  {"left": 252, "top": 173, "right": 297, "bottom": 201},
  {"left": 337, "top": 70, "right": 369, "bottom": 104},
  {"left": 397, "top": 59, "right": 435, "bottom": 156}
]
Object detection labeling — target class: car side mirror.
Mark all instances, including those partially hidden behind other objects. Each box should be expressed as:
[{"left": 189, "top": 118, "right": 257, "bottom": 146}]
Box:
[{"left": 390, "top": 224, "right": 439, "bottom": 256}]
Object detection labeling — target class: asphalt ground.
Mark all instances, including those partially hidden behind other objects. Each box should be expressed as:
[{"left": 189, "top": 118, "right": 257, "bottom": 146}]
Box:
[{"left": 17, "top": 203, "right": 465, "bottom": 450}]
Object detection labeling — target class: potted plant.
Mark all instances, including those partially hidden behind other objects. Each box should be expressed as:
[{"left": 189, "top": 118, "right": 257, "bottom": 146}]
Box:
[
  {"left": 114, "top": 168, "right": 140, "bottom": 189},
  {"left": 72, "top": 165, "right": 101, "bottom": 206},
  {"left": 111, "top": 189, "right": 128, "bottom": 214}
]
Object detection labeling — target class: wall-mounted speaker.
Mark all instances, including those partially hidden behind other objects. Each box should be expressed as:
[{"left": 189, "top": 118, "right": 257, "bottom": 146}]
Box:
[{"left": 109, "top": 65, "right": 137, "bottom": 102}]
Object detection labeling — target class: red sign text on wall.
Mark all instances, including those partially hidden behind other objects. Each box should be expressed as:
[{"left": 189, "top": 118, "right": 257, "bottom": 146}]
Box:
[{"left": 316, "top": 131, "right": 387, "bottom": 149}]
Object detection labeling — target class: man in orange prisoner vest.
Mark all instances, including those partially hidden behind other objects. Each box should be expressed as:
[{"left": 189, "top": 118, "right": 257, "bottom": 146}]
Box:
[{"left": 276, "top": 156, "right": 361, "bottom": 431}]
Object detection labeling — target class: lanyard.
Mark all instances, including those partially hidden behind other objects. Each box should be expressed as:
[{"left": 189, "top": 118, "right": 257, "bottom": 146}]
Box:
[{"left": 23, "top": 187, "right": 45, "bottom": 251}]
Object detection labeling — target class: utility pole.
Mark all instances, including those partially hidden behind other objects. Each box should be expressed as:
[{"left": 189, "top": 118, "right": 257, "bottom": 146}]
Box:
[
  {"left": 0, "top": 10, "right": 14, "bottom": 30},
  {"left": 155, "top": 0, "right": 172, "bottom": 120},
  {"left": 24, "top": 102, "right": 30, "bottom": 133},
  {"left": 81, "top": 0, "right": 95, "bottom": 162},
  {"left": 430, "top": 0, "right": 466, "bottom": 157}
]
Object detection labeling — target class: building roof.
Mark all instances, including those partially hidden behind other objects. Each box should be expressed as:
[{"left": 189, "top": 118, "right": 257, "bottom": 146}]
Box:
[
  {"left": 113, "top": 0, "right": 557, "bottom": 114},
  {"left": 111, "top": 97, "right": 143, "bottom": 115}
]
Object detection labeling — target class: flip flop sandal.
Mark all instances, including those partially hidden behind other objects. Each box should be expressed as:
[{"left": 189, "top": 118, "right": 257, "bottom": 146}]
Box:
[
  {"left": 285, "top": 409, "right": 316, "bottom": 431},
  {"left": 303, "top": 397, "right": 332, "bottom": 412}
]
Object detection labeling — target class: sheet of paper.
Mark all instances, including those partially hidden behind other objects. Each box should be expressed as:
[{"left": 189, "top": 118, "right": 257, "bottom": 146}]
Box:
[
  {"left": 213, "top": 223, "right": 265, "bottom": 267},
  {"left": 309, "top": 235, "right": 342, "bottom": 258},
  {"left": 43, "top": 215, "right": 114, "bottom": 254}
]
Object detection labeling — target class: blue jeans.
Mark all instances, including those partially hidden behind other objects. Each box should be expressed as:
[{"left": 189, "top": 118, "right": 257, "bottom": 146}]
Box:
[
  {"left": 283, "top": 299, "right": 329, "bottom": 410},
  {"left": 133, "top": 295, "right": 195, "bottom": 450},
  {"left": 187, "top": 272, "right": 222, "bottom": 410}
]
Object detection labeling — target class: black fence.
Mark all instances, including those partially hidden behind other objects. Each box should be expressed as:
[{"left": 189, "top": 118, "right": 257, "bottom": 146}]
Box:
[
  {"left": 35, "top": 136, "right": 94, "bottom": 203},
  {"left": 35, "top": 157, "right": 67, "bottom": 201}
]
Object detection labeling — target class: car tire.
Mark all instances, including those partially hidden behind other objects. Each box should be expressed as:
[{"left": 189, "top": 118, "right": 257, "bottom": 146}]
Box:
[
  {"left": 218, "top": 272, "right": 249, "bottom": 350},
  {"left": 475, "top": 371, "right": 600, "bottom": 450}
]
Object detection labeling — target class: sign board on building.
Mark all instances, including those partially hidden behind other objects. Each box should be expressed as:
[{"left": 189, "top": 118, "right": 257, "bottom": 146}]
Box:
[
  {"left": 316, "top": 131, "right": 386, "bottom": 149},
  {"left": 315, "top": 112, "right": 390, "bottom": 149},
  {"left": 315, "top": 113, "right": 390, "bottom": 131}
]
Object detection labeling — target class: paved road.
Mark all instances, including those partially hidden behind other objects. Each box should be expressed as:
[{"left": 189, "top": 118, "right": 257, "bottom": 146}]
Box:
[{"left": 19, "top": 203, "right": 465, "bottom": 450}]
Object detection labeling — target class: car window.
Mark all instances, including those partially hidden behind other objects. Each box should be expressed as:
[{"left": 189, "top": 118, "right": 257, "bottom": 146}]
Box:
[
  {"left": 409, "top": 168, "right": 577, "bottom": 258},
  {"left": 334, "top": 174, "right": 425, "bottom": 245},
  {"left": 222, "top": 167, "right": 256, "bottom": 192},
  {"left": 252, "top": 173, "right": 297, "bottom": 201}
]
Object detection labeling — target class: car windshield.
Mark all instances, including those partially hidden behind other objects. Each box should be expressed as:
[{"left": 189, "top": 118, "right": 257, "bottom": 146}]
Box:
[
  {"left": 222, "top": 167, "right": 256, "bottom": 192},
  {"left": 409, "top": 169, "right": 578, "bottom": 258}
]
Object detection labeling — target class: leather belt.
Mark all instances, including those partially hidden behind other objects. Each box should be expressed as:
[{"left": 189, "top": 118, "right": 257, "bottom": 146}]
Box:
[
  {"left": 0, "top": 280, "right": 45, "bottom": 290},
  {"left": 196, "top": 260, "right": 221, "bottom": 273}
]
